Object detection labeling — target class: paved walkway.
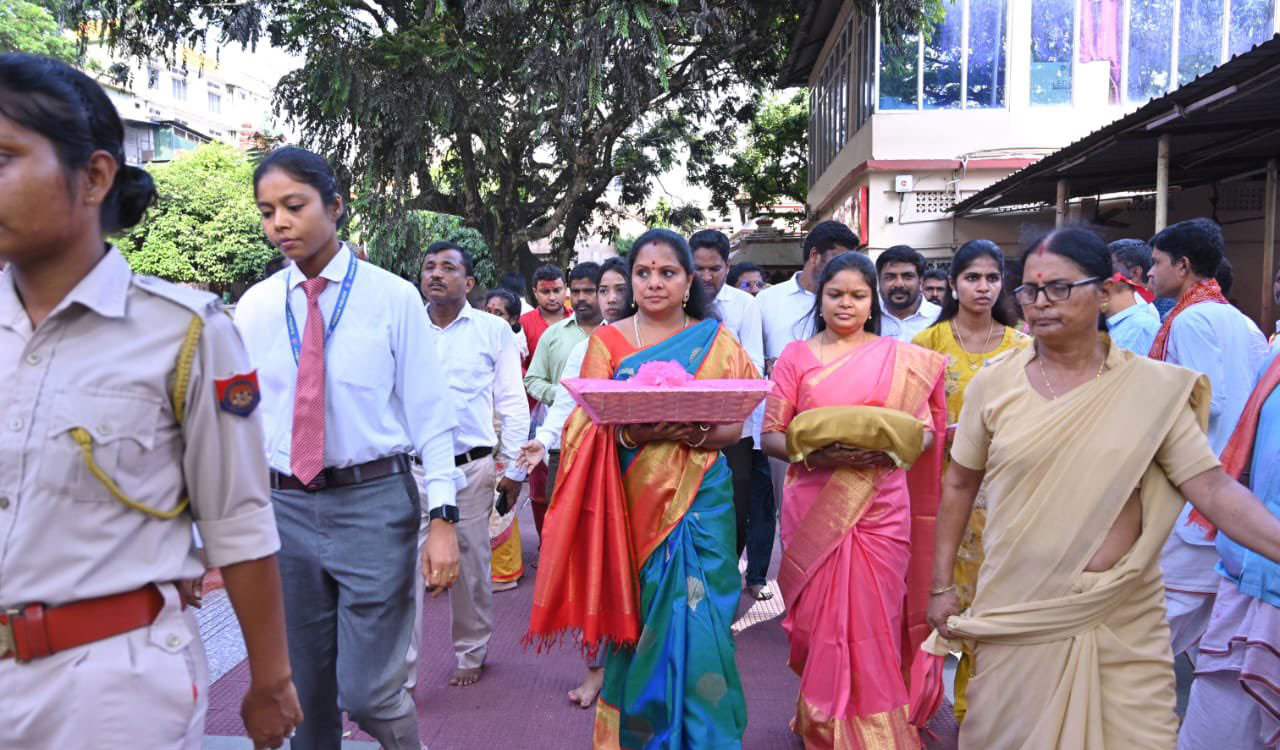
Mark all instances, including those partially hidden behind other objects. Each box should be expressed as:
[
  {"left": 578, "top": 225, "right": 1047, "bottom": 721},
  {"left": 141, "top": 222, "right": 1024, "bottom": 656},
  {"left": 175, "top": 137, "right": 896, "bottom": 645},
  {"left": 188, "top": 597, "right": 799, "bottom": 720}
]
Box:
[{"left": 203, "top": 504, "right": 958, "bottom": 749}]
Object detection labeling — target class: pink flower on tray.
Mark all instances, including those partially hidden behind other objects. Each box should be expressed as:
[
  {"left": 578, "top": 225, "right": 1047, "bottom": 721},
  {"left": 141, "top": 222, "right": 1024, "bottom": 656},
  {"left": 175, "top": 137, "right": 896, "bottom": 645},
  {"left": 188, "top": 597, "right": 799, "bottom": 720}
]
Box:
[{"left": 630, "top": 360, "right": 694, "bottom": 387}]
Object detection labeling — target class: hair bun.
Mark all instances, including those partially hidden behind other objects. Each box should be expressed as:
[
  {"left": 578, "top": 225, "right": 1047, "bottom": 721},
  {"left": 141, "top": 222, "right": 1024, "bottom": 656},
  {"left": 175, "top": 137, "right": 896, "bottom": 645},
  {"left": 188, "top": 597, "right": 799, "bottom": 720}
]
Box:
[{"left": 110, "top": 164, "right": 157, "bottom": 231}]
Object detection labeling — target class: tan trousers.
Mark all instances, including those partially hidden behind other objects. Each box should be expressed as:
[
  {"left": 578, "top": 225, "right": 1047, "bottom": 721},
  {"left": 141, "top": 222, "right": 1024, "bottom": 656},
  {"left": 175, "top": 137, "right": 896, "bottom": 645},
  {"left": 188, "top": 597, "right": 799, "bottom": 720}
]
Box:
[
  {"left": 0, "top": 584, "right": 207, "bottom": 750},
  {"left": 407, "top": 455, "right": 496, "bottom": 683}
]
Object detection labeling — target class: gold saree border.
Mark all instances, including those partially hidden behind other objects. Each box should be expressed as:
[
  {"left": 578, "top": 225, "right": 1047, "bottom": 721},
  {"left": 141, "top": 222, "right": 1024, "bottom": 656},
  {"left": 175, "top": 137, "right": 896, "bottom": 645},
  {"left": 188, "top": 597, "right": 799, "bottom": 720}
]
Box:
[
  {"left": 793, "top": 695, "right": 921, "bottom": 750},
  {"left": 593, "top": 699, "right": 622, "bottom": 750}
]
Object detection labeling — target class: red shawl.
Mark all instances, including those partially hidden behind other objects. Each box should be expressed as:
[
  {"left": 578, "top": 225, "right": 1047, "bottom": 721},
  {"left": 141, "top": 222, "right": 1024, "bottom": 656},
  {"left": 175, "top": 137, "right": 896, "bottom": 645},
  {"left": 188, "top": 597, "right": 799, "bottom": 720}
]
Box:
[{"left": 1148, "top": 279, "right": 1227, "bottom": 361}]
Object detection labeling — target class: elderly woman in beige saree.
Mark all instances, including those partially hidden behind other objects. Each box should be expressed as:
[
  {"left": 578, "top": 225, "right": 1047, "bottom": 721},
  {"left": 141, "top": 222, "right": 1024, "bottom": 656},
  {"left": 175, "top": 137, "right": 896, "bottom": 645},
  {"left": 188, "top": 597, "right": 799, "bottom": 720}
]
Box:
[{"left": 919, "top": 228, "right": 1280, "bottom": 750}]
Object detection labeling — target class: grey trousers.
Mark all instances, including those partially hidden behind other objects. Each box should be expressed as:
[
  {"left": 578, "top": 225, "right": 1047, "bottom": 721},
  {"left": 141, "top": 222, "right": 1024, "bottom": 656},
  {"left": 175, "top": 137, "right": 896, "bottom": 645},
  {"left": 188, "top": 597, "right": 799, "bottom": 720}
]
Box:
[
  {"left": 272, "top": 473, "right": 422, "bottom": 750},
  {"left": 408, "top": 455, "right": 496, "bottom": 679}
]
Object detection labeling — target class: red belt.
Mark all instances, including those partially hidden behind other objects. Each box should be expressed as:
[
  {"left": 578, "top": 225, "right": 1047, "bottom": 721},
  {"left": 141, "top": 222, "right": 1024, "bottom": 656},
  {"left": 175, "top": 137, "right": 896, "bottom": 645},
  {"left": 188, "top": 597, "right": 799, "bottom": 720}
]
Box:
[{"left": 0, "top": 584, "right": 168, "bottom": 663}]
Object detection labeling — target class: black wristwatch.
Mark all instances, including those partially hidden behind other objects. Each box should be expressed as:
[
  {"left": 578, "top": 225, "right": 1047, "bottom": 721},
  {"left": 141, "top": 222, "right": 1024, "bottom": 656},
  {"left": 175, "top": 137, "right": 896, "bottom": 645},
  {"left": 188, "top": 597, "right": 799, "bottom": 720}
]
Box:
[{"left": 429, "top": 504, "right": 459, "bottom": 524}]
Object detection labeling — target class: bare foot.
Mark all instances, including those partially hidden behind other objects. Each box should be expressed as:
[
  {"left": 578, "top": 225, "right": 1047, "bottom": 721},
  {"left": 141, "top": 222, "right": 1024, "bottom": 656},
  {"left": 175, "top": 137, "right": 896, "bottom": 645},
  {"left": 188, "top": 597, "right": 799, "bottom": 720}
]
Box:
[
  {"left": 566, "top": 667, "right": 604, "bottom": 709},
  {"left": 746, "top": 584, "right": 774, "bottom": 601},
  {"left": 449, "top": 666, "right": 483, "bottom": 687}
]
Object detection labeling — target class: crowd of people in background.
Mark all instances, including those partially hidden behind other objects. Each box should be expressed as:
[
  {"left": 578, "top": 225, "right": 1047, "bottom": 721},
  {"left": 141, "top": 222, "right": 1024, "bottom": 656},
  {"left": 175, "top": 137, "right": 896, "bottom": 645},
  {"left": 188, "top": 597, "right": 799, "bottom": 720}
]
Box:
[{"left": 7, "top": 52, "right": 1280, "bottom": 750}]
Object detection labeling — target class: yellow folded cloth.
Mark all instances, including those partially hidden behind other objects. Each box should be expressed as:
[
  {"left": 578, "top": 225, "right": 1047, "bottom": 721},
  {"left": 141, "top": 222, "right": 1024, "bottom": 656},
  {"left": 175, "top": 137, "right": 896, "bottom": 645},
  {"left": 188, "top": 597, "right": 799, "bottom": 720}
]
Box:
[{"left": 785, "top": 405, "right": 927, "bottom": 469}]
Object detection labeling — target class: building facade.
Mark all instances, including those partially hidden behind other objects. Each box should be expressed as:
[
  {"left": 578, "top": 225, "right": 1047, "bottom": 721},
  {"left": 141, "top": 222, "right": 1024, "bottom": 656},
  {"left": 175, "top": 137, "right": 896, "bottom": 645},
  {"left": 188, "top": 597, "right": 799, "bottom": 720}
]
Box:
[{"left": 784, "top": 0, "right": 1280, "bottom": 261}]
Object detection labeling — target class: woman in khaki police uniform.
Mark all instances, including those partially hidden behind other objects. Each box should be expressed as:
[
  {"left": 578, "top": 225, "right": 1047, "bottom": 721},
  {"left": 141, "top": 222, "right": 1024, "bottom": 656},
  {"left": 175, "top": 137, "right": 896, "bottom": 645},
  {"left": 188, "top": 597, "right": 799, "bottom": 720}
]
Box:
[{"left": 0, "top": 54, "right": 302, "bottom": 749}]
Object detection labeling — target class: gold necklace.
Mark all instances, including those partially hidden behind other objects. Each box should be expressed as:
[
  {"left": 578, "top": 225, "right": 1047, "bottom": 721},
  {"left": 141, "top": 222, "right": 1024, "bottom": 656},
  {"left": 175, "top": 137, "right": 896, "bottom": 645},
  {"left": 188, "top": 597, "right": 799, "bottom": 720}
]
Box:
[
  {"left": 633, "top": 311, "right": 688, "bottom": 347},
  {"left": 951, "top": 318, "right": 995, "bottom": 371},
  {"left": 1038, "top": 351, "right": 1107, "bottom": 400}
]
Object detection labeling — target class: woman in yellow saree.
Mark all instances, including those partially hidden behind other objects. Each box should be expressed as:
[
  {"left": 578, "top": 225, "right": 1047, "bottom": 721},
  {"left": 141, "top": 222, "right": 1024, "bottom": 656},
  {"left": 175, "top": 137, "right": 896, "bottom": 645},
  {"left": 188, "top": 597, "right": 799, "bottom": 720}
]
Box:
[
  {"left": 762, "top": 252, "right": 947, "bottom": 749},
  {"left": 526, "top": 229, "right": 757, "bottom": 749},
  {"left": 911, "top": 239, "right": 1030, "bottom": 720},
  {"left": 920, "top": 227, "right": 1280, "bottom": 749}
]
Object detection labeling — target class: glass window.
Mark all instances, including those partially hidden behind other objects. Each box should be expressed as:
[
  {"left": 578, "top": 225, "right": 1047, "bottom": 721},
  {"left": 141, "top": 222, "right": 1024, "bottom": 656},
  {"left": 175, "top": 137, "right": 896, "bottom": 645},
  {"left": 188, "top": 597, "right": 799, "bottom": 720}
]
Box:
[
  {"left": 1127, "top": 0, "right": 1175, "bottom": 102},
  {"left": 967, "top": 0, "right": 1008, "bottom": 107},
  {"left": 172, "top": 77, "right": 188, "bottom": 101},
  {"left": 1230, "top": 0, "right": 1275, "bottom": 56},
  {"left": 1031, "top": 0, "right": 1074, "bottom": 105},
  {"left": 208, "top": 92, "right": 222, "bottom": 113},
  {"left": 147, "top": 66, "right": 159, "bottom": 90},
  {"left": 923, "top": 0, "right": 963, "bottom": 108},
  {"left": 1080, "top": 0, "right": 1124, "bottom": 103},
  {"left": 879, "top": 33, "right": 919, "bottom": 109},
  {"left": 1178, "top": 0, "right": 1225, "bottom": 84}
]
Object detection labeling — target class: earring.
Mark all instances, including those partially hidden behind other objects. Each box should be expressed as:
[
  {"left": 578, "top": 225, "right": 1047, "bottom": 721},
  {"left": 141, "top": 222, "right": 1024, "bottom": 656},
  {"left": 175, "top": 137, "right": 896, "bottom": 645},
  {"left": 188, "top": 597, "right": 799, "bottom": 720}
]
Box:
[{"left": 683, "top": 288, "right": 690, "bottom": 304}]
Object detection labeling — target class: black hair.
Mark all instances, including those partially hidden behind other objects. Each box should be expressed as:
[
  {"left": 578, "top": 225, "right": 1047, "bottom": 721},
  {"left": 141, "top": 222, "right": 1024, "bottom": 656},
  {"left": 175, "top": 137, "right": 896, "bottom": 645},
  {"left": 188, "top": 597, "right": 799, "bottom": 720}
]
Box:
[
  {"left": 1215, "top": 256, "right": 1234, "bottom": 297},
  {"left": 1149, "top": 218, "right": 1224, "bottom": 279},
  {"left": 0, "top": 54, "right": 156, "bottom": 234},
  {"left": 598, "top": 256, "right": 634, "bottom": 313},
  {"left": 1107, "top": 238, "right": 1153, "bottom": 281},
  {"left": 568, "top": 261, "right": 602, "bottom": 286},
  {"left": 599, "top": 255, "right": 630, "bottom": 282},
  {"left": 802, "top": 220, "right": 860, "bottom": 261},
  {"left": 629, "top": 228, "right": 713, "bottom": 320},
  {"left": 809, "top": 251, "right": 881, "bottom": 336},
  {"left": 499, "top": 271, "right": 527, "bottom": 301},
  {"left": 532, "top": 263, "right": 565, "bottom": 285},
  {"left": 483, "top": 288, "right": 522, "bottom": 332},
  {"left": 688, "top": 229, "right": 732, "bottom": 262},
  {"left": 728, "top": 261, "right": 764, "bottom": 287},
  {"left": 1024, "top": 227, "right": 1110, "bottom": 331},
  {"left": 423, "top": 240, "right": 474, "bottom": 276},
  {"left": 875, "top": 244, "right": 926, "bottom": 276},
  {"left": 933, "top": 240, "right": 1019, "bottom": 328},
  {"left": 923, "top": 267, "right": 949, "bottom": 283},
  {"left": 253, "top": 146, "right": 347, "bottom": 229},
  {"left": 264, "top": 255, "right": 290, "bottom": 277}
]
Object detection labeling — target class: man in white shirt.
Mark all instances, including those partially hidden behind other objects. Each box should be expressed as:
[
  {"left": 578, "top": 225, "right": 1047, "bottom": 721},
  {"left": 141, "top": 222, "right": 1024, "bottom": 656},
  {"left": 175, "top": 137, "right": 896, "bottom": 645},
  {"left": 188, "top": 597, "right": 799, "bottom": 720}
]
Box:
[
  {"left": 690, "top": 229, "right": 772, "bottom": 596},
  {"left": 756, "top": 220, "right": 859, "bottom": 508},
  {"left": 1148, "top": 218, "right": 1270, "bottom": 662},
  {"left": 235, "top": 239, "right": 461, "bottom": 750},
  {"left": 518, "top": 255, "right": 629, "bottom": 710},
  {"left": 876, "top": 244, "right": 941, "bottom": 342},
  {"left": 408, "top": 242, "right": 530, "bottom": 689}
]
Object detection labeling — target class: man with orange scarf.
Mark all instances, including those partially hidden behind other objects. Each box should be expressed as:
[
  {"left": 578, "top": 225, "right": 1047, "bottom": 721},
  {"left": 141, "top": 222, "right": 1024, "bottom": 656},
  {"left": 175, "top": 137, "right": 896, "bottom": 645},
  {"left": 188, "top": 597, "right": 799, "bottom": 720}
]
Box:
[{"left": 1148, "top": 218, "right": 1269, "bottom": 663}]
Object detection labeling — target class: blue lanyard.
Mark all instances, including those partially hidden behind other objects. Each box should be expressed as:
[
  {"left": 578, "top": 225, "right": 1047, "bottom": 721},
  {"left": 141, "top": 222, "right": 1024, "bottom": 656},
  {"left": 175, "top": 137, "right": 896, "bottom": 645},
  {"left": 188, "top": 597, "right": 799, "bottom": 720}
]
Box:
[{"left": 285, "top": 249, "right": 359, "bottom": 365}]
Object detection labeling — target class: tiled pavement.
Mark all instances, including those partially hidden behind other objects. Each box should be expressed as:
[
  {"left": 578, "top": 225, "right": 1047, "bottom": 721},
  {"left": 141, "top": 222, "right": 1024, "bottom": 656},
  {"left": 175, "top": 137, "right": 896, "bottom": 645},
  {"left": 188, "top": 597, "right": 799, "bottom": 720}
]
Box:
[{"left": 203, "top": 503, "right": 958, "bottom": 749}]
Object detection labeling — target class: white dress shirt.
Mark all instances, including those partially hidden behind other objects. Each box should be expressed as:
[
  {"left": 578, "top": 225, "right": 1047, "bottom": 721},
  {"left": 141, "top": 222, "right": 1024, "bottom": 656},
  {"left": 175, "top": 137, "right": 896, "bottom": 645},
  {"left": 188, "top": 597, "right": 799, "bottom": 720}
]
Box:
[
  {"left": 536, "top": 330, "right": 599, "bottom": 452},
  {"left": 426, "top": 302, "right": 529, "bottom": 480},
  {"left": 1161, "top": 299, "right": 1270, "bottom": 591},
  {"left": 757, "top": 272, "right": 817, "bottom": 360},
  {"left": 234, "top": 244, "right": 462, "bottom": 511},
  {"left": 714, "top": 284, "right": 765, "bottom": 443},
  {"left": 879, "top": 297, "right": 942, "bottom": 343}
]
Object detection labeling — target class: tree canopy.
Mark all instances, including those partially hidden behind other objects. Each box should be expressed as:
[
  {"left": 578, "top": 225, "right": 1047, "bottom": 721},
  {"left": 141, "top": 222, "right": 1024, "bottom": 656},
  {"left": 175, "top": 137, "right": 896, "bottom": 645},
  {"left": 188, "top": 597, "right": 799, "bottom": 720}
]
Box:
[
  {"left": 72, "top": 1, "right": 799, "bottom": 279},
  {"left": 0, "top": 0, "right": 76, "bottom": 61},
  {"left": 120, "top": 142, "right": 277, "bottom": 293},
  {"left": 690, "top": 90, "right": 808, "bottom": 218}
]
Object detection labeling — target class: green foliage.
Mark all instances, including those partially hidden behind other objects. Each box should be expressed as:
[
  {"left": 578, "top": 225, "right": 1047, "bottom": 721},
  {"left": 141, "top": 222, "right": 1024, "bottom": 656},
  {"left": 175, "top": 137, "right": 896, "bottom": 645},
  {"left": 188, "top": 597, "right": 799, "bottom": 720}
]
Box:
[
  {"left": 689, "top": 91, "right": 808, "bottom": 217},
  {"left": 360, "top": 209, "right": 495, "bottom": 288},
  {"left": 646, "top": 197, "right": 705, "bottom": 233},
  {"left": 119, "top": 143, "right": 276, "bottom": 290},
  {"left": 0, "top": 0, "right": 77, "bottom": 61}
]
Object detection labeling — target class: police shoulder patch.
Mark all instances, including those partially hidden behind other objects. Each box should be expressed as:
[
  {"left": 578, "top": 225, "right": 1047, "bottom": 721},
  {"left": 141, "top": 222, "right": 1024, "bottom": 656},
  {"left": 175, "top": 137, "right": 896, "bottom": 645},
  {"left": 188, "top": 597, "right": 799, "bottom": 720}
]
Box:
[{"left": 215, "top": 371, "right": 261, "bottom": 417}]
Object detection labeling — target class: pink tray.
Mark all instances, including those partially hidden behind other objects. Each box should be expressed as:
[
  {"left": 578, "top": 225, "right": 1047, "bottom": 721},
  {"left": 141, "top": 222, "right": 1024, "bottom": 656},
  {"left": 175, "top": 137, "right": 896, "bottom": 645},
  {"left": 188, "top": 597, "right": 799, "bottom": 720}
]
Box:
[{"left": 560, "top": 378, "right": 773, "bottom": 425}]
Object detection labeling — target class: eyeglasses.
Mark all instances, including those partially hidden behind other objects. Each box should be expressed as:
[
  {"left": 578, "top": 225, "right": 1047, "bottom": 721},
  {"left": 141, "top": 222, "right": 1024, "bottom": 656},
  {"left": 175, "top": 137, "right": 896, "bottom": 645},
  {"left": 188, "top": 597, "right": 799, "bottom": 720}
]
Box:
[
  {"left": 1012, "top": 277, "right": 1101, "bottom": 305},
  {"left": 738, "top": 281, "right": 765, "bottom": 291}
]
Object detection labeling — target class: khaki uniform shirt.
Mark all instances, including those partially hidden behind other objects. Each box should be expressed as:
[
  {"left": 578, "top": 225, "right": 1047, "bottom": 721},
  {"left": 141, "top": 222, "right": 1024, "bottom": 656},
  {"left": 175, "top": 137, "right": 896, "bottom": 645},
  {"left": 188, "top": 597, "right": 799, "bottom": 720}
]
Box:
[{"left": 0, "top": 248, "right": 279, "bottom": 609}]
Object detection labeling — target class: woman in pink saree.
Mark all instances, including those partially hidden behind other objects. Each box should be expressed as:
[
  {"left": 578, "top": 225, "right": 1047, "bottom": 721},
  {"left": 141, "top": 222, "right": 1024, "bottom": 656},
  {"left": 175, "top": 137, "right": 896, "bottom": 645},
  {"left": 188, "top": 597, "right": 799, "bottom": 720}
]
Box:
[{"left": 762, "top": 252, "right": 946, "bottom": 748}]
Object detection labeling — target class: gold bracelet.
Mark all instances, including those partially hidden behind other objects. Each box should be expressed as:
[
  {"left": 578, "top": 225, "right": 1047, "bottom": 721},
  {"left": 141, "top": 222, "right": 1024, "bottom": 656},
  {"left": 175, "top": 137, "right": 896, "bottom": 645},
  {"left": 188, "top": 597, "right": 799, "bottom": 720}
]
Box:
[
  {"left": 929, "top": 583, "right": 956, "bottom": 596},
  {"left": 617, "top": 426, "right": 638, "bottom": 450}
]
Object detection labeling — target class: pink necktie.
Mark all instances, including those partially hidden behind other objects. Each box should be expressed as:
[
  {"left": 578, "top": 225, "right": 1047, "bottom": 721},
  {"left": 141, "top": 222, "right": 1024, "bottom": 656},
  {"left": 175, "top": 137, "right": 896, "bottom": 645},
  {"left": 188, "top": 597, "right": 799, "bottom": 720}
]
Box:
[{"left": 291, "top": 277, "right": 329, "bottom": 484}]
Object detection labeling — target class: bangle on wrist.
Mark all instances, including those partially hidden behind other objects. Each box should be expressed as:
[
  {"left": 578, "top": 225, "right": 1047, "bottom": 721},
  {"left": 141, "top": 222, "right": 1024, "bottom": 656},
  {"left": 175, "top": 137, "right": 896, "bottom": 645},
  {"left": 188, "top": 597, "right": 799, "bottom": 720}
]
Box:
[
  {"left": 929, "top": 583, "right": 956, "bottom": 596},
  {"left": 688, "top": 433, "right": 708, "bottom": 449},
  {"left": 617, "top": 426, "right": 638, "bottom": 450}
]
